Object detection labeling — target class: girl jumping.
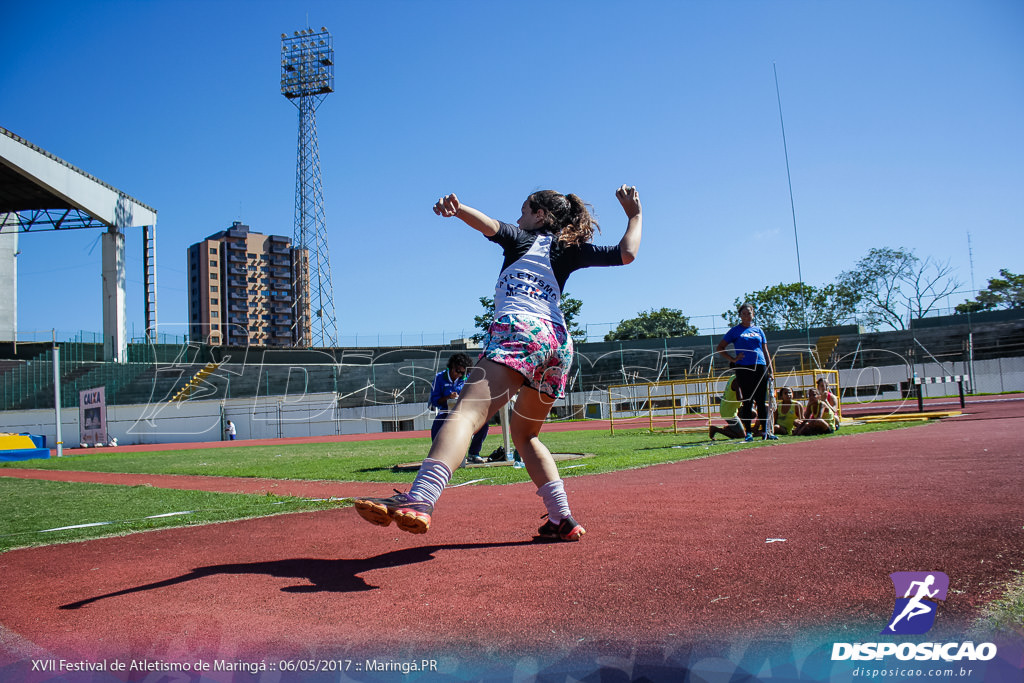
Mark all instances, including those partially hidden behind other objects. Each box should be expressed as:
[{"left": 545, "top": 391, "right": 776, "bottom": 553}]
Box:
[{"left": 354, "top": 185, "right": 643, "bottom": 541}]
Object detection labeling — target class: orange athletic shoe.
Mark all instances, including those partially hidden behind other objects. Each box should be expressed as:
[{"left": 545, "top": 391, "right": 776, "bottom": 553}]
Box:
[
  {"left": 537, "top": 515, "right": 586, "bottom": 542},
  {"left": 354, "top": 491, "right": 433, "bottom": 534}
]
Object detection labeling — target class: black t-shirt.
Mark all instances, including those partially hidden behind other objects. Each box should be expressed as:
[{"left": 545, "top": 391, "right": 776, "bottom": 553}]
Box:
[{"left": 487, "top": 222, "right": 624, "bottom": 323}]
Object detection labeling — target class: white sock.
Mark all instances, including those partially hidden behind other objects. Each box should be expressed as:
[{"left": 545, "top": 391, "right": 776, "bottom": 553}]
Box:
[
  {"left": 408, "top": 458, "right": 452, "bottom": 505},
  {"left": 536, "top": 479, "right": 571, "bottom": 524}
]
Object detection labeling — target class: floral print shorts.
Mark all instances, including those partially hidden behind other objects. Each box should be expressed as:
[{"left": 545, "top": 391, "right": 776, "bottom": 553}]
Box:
[{"left": 481, "top": 314, "right": 574, "bottom": 399}]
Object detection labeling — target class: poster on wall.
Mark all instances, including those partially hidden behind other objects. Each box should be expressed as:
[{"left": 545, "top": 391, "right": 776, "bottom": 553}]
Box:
[{"left": 79, "top": 386, "right": 107, "bottom": 446}]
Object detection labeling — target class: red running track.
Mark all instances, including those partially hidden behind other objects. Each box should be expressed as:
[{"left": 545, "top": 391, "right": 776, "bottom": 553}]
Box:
[{"left": 1, "top": 398, "right": 1023, "bottom": 681}]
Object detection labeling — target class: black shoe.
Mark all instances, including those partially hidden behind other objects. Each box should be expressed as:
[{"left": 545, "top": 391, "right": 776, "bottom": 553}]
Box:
[
  {"left": 354, "top": 490, "right": 433, "bottom": 534},
  {"left": 467, "top": 455, "right": 485, "bottom": 464},
  {"left": 537, "top": 515, "right": 586, "bottom": 542},
  {"left": 486, "top": 447, "right": 506, "bottom": 462}
]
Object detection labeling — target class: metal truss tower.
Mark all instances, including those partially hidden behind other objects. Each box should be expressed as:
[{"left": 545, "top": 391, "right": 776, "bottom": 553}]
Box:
[{"left": 280, "top": 26, "right": 338, "bottom": 347}]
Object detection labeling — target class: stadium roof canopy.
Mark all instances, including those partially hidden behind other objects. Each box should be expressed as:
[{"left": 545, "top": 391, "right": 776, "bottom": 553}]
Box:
[
  {"left": 0, "top": 125, "right": 159, "bottom": 359},
  {"left": 0, "top": 125, "right": 157, "bottom": 231}
]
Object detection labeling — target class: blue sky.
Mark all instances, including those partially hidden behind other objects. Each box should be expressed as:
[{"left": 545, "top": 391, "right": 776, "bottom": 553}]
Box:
[{"left": 3, "top": 0, "right": 1022, "bottom": 345}]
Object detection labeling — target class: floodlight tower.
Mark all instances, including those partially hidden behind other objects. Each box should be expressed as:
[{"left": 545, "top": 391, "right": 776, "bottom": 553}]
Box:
[{"left": 280, "top": 26, "right": 338, "bottom": 347}]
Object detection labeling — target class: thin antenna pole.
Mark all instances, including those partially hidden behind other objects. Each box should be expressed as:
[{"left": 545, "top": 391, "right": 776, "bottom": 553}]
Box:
[
  {"left": 773, "top": 62, "right": 810, "bottom": 345},
  {"left": 966, "top": 230, "right": 976, "bottom": 387},
  {"left": 967, "top": 231, "right": 976, "bottom": 294}
]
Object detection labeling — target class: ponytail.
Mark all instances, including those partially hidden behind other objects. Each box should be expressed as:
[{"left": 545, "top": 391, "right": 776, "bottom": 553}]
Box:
[{"left": 527, "top": 190, "right": 600, "bottom": 246}]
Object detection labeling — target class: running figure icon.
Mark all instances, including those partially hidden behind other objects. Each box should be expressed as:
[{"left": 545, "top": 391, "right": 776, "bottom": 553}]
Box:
[
  {"left": 888, "top": 575, "right": 938, "bottom": 630},
  {"left": 883, "top": 571, "right": 949, "bottom": 635}
]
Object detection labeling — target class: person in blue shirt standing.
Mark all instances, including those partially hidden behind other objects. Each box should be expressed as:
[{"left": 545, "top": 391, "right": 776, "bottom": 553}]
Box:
[
  {"left": 716, "top": 303, "right": 775, "bottom": 439},
  {"left": 429, "top": 353, "right": 489, "bottom": 464}
]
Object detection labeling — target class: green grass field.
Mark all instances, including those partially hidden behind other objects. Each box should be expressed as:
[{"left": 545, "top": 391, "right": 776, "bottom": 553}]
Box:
[
  {"left": 0, "top": 478, "right": 338, "bottom": 552},
  {"left": 0, "top": 421, "right": 917, "bottom": 550}
]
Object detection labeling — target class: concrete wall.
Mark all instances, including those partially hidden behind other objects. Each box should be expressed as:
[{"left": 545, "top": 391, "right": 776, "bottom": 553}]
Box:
[
  {"left": 1, "top": 358, "right": 1020, "bottom": 448},
  {"left": 0, "top": 392, "right": 435, "bottom": 448}
]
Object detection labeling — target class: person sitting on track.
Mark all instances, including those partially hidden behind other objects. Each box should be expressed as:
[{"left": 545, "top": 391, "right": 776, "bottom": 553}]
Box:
[
  {"left": 710, "top": 375, "right": 746, "bottom": 440},
  {"left": 773, "top": 386, "right": 802, "bottom": 435},
  {"left": 793, "top": 388, "right": 837, "bottom": 435}
]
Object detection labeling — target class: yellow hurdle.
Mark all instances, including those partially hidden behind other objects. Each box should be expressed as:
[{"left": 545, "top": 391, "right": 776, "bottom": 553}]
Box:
[{"left": 608, "top": 367, "right": 843, "bottom": 435}]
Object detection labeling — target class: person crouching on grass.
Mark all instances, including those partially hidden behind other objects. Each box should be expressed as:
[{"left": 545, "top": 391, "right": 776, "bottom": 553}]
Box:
[
  {"left": 709, "top": 375, "right": 746, "bottom": 440},
  {"left": 354, "top": 185, "right": 643, "bottom": 542},
  {"left": 716, "top": 303, "right": 774, "bottom": 439}
]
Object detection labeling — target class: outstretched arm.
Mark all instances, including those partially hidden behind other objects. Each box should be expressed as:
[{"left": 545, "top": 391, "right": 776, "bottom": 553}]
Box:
[
  {"left": 615, "top": 185, "right": 642, "bottom": 265},
  {"left": 433, "top": 193, "right": 500, "bottom": 237}
]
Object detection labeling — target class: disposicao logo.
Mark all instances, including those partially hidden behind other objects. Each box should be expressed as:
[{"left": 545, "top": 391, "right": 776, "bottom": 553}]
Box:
[
  {"left": 882, "top": 571, "right": 948, "bottom": 635},
  {"left": 831, "top": 571, "right": 998, "bottom": 663}
]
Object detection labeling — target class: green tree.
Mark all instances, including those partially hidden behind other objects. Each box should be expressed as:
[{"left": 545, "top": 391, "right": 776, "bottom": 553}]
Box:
[
  {"left": 836, "top": 247, "right": 960, "bottom": 330},
  {"left": 955, "top": 269, "right": 1024, "bottom": 313},
  {"left": 557, "top": 293, "right": 586, "bottom": 343},
  {"left": 471, "top": 293, "right": 587, "bottom": 344},
  {"left": 720, "top": 282, "right": 860, "bottom": 331},
  {"left": 604, "top": 307, "right": 698, "bottom": 341},
  {"left": 471, "top": 296, "right": 496, "bottom": 343}
]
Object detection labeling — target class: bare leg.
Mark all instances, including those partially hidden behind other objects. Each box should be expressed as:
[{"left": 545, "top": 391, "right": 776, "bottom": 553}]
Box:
[
  {"left": 509, "top": 386, "right": 585, "bottom": 541},
  {"left": 723, "top": 420, "right": 746, "bottom": 439},
  {"left": 426, "top": 359, "right": 524, "bottom": 474},
  {"left": 711, "top": 420, "right": 745, "bottom": 440},
  {"left": 508, "top": 386, "right": 559, "bottom": 488},
  {"left": 353, "top": 359, "right": 525, "bottom": 534},
  {"left": 801, "top": 419, "right": 833, "bottom": 435}
]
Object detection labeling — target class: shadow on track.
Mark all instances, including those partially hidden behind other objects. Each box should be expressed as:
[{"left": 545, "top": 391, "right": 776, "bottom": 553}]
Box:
[{"left": 60, "top": 540, "right": 536, "bottom": 609}]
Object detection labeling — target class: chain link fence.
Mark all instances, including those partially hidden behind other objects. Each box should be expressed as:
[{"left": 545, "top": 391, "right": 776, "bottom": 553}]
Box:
[{"left": 1, "top": 314, "right": 1021, "bottom": 446}]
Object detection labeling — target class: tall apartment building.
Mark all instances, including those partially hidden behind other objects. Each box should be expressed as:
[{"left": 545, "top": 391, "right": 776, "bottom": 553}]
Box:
[{"left": 187, "top": 222, "right": 311, "bottom": 347}]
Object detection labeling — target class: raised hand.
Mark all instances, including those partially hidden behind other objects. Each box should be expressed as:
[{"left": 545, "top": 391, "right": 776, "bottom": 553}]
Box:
[
  {"left": 615, "top": 185, "right": 641, "bottom": 218},
  {"left": 433, "top": 194, "right": 461, "bottom": 218}
]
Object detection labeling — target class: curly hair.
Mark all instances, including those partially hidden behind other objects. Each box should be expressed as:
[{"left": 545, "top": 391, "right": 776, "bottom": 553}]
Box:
[
  {"left": 527, "top": 190, "right": 600, "bottom": 247},
  {"left": 446, "top": 352, "right": 473, "bottom": 372}
]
